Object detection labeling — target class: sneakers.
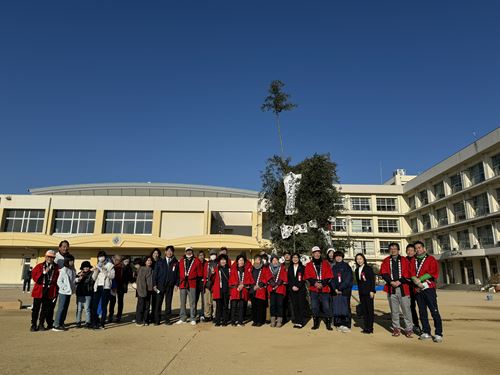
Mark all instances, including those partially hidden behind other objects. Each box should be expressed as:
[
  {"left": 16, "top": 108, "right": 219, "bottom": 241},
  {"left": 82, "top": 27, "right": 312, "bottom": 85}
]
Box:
[
  {"left": 52, "top": 326, "right": 64, "bottom": 332},
  {"left": 293, "top": 324, "right": 303, "bottom": 329},
  {"left": 200, "top": 316, "right": 205, "bottom": 322},
  {"left": 361, "top": 329, "right": 373, "bottom": 334},
  {"left": 176, "top": 320, "right": 185, "bottom": 325},
  {"left": 190, "top": 320, "right": 196, "bottom": 326},
  {"left": 433, "top": 335, "right": 443, "bottom": 343},
  {"left": 419, "top": 333, "right": 432, "bottom": 340},
  {"left": 339, "top": 326, "right": 351, "bottom": 333},
  {"left": 392, "top": 328, "right": 401, "bottom": 337}
]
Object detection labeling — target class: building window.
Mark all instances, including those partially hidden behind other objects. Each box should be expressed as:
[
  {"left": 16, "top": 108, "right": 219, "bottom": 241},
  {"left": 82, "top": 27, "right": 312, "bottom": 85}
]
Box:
[
  {"left": 457, "top": 229, "right": 470, "bottom": 250},
  {"left": 353, "top": 241, "right": 375, "bottom": 255},
  {"left": 334, "top": 197, "right": 347, "bottom": 211},
  {"left": 376, "top": 197, "right": 397, "bottom": 211},
  {"left": 410, "top": 217, "right": 418, "bottom": 233},
  {"left": 210, "top": 211, "right": 253, "bottom": 236},
  {"left": 351, "top": 219, "right": 372, "bottom": 233},
  {"left": 422, "top": 213, "right": 431, "bottom": 230},
  {"left": 379, "top": 241, "right": 400, "bottom": 255},
  {"left": 433, "top": 182, "right": 445, "bottom": 200},
  {"left": 351, "top": 197, "right": 371, "bottom": 211},
  {"left": 450, "top": 173, "right": 463, "bottom": 193},
  {"left": 470, "top": 193, "right": 489, "bottom": 217},
  {"left": 54, "top": 210, "right": 96, "bottom": 234},
  {"left": 378, "top": 219, "right": 399, "bottom": 233},
  {"left": 476, "top": 225, "right": 494, "bottom": 247},
  {"left": 469, "top": 162, "right": 485, "bottom": 185},
  {"left": 419, "top": 190, "right": 429, "bottom": 206},
  {"left": 453, "top": 201, "right": 466, "bottom": 222},
  {"left": 104, "top": 211, "right": 153, "bottom": 234},
  {"left": 331, "top": 218, "right": 346, "bottom": 232},
  {"left": 437, "top": 234, "right": 451, "bottom": 252},
  {"left": 3, "top": 209, "right": 45, "bottom": 233},
  {"left": 492, "top": 154, "right": 500, "bottom": 176},
  {"left": 424, "top": 238, "right": 434, "bottom": 254},
  {"left": 436, "top": 207, "right": 448, "bottom": 226},
  {"left": 408, "top": 195, "right": 416, "bottom": 210}
]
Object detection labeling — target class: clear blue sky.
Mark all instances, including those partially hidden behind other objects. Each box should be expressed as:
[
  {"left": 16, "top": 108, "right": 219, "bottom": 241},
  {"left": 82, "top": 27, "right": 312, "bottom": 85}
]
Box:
[{"left": 1, "top": 1, "right": 499, "bottom": 193}]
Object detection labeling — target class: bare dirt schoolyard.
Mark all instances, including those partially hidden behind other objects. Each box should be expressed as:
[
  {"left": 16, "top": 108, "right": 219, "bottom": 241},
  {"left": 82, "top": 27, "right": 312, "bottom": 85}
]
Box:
[{"left": 0, "top": 289, "right": 499, "bottom": 375}]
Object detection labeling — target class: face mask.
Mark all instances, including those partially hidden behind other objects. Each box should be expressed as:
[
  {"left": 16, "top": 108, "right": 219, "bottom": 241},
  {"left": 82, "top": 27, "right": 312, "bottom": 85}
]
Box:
[
  {"left": 98, "top": 256, "right": 105, "bottom": 262},
  {"left": 186, "top": 254, "right": 193, "bottom": 259},
  {"left": 210, "top": 255, "right": 217, "bottom": 261},
  {"left": 262, "top": 259, "right": 268, "bottom": 265}
]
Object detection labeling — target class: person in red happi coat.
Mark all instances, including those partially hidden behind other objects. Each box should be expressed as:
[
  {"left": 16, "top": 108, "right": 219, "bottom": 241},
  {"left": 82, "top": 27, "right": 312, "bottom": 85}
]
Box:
[
  {"left": 176, "top": 247, "right": 201, "bottom": 326},
  {"left": 229, "top": 254, "right": 252, "bottom": 326},
  {"left": 267, "top": 254, "right": 288, "bottom": 328},
  {"left": 249, "top": 254, "right": 271, "bottom": 326}
]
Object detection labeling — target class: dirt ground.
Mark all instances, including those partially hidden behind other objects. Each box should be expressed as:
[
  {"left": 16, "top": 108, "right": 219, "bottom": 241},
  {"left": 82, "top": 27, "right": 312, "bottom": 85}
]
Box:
[{"left": 0, "top": 288, "right": 499, "bottom": 375}]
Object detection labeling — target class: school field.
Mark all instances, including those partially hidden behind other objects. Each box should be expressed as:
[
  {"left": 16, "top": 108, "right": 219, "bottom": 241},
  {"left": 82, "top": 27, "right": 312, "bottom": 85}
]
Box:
[{"left": 0, "top": 288, "right": 499, "bottom": 375}]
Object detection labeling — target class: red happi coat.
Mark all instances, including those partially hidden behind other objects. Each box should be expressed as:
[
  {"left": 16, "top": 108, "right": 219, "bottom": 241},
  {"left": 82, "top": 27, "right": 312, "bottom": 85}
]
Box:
[
  {"left": 229, "top": 265, "right": 253, "bottom": 301},
  {"left": 212, "top": 264, "right": 231, "bottom": 300},
  {"left": 267, "top": 264, "right": 288, "bottom": 296},
  {"left": 178, "top": 257, "right": 201, "bottom": 289},
  {"left": 250, "top": 265, "right": 272, "bottom": 300},
  {"left": 31, "top": 262, "right": 60, "bottom": 299},
  {"left": 202, "top": 261, "right": 218, "bottom": 288},
  {"left": 304, "top": 260, "right": 333, "bottom": 293},
  {"left": 409, "top": 254, "right": 439, "bottom": 292},
  {"left": 380, "top": 255, "right": 411, "bottom": 295}
]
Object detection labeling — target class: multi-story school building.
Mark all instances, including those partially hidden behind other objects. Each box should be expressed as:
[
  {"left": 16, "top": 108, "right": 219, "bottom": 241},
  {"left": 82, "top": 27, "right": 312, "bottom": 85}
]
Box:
[{"left": 1, "top": 128, "right": 499, "bottom": 286}]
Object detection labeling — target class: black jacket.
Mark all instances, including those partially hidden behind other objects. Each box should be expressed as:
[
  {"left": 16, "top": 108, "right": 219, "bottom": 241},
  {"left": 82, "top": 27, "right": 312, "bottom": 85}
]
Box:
[
  {"left": 153, "top": 256, "right": 179, "bottom": 291},
  {"left": 354, "top": 265, "right": 376, "bottom": 296},
  {"left": 287, "top": 263, "right": 306, "bottom": 291},
  {"left": 76, "top": 271, "right": 94, "bottom": 297}
]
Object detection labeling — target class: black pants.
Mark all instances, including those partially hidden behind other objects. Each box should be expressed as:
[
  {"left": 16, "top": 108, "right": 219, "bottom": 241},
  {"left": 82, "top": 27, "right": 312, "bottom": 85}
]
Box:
[
  {"left": 269, "top": 292, "right": 284, "bottom": 317},
  {"left": 290, "top": 289, "right": 306, "bottom": 325},
  {"left": 136, "top": 292, "right": 152, "bottom": 324},
  {"left": 409, "top": 290, "right": 420, "bottom": 328},
  {"left": 23, "top": 279, "right": 31, "bottom": 292},
  {"left": 108, "top": 289, "right": 125, "bottom": 321},
  {"left": 230, "top": 299, "right": 246, "bottom": 324},
  {"left": 282, "top": 292, "right": 291, "bottom": 322},
  {"left": 251, "top": 297, "right": 267, "bottom": 324},
  {"left": 31, "top": 297, "right": 55, "bottom": 327},
  {"left": 416, "top": 288, "right": 443, "bottom": 336},
  {"left": 155, "top": 284, "right": 175, "bottom": 324},
  {"left": 215, "top": 292, "right": 230, "bottom": 324},
  {"left": 359, "top": 294, "right": 374, "bottom": 331},
  {"left": 333, "top": 292, "right": 352, "bottom": 328},
  {"left": 92, "top": 287, "right": 111, "bottom": 328}
]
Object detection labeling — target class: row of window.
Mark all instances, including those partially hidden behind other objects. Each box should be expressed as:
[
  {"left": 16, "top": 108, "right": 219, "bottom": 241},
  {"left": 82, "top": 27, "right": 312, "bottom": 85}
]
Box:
[
  {"left": 408, "top": 154, "right": 500, "bottom": 210},
  {"left": 331, "top": 218, "right": 400, "bottom": 233},
  {"left": 410, "top": 192, "right": 494, "bottom": 233},
  {"left": 336, "top": 240, "right": 401, "bottom": 256},
  {"left": 347, "top": 197, "right": 398, "bottom": 212},
  {"left": 417, "top": 224, "right": 496, "bottom": 254}
]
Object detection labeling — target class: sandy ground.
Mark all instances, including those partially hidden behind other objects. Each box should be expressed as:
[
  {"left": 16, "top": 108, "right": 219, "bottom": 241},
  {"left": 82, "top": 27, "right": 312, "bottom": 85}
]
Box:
[{"left": 0, "top": 288, "right": 499, "bottom": 375}]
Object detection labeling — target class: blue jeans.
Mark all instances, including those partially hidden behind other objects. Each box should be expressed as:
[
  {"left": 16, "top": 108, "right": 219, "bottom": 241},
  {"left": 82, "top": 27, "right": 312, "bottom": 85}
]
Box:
[
  {"left": 76, "top": 295, "right": 92, "bottom": 324},
  {"left": 310, "top": 292, "right": 331, "bottom": 318},
  {"left": 92, "top": 287, "right": 111, "bottom": 327},
  {"left": 54, "top": 294, "right": 71, "bottom": 327}
]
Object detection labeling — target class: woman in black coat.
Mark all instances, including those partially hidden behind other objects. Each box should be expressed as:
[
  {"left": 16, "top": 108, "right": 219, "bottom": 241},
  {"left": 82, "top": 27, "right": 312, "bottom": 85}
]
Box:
[
  {"left": 354, "top": 253, "right": 376, "bottom": 334},
  {"left": 287, "top": 253, "right": 307, "bottom": 328}
]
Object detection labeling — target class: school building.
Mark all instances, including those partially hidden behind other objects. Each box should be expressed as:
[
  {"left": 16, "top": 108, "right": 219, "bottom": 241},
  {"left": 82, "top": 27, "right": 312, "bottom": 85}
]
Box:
[{"left": 1, "top": 128, "right": 499, "bottom": 286}]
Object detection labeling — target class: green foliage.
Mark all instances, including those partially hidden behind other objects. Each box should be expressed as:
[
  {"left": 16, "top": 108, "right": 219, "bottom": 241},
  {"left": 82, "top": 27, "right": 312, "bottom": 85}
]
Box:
[
  {"left": 261, "top": 80, "right": 298, "bottom": 115},
  {"left": 260, "top": 153, "right": 342, "bottom": 254}
]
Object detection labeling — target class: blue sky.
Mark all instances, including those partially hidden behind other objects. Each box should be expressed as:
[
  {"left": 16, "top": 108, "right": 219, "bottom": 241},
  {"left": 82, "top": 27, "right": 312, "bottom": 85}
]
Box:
[{"left": 1, "top": 1, "right": 499, "bottom": 193}]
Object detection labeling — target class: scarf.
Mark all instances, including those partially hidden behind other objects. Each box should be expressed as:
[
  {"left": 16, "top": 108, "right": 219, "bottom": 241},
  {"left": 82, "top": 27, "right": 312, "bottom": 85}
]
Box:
[{"left": 270, "top": 264, "right": 280, "bottom": 277}]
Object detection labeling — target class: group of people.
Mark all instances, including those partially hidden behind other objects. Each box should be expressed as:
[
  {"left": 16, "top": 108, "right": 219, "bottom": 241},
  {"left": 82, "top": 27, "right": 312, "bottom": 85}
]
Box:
[{"left": 28, "top": 239, "right": 443, "bottom": 343}]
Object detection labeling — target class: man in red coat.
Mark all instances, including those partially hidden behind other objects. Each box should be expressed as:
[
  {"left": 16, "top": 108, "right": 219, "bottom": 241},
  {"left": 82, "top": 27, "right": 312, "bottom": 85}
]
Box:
[
  {"left": 380, "top": 242, "right": 414, "bottom": 337},
  {"left": 410, "top": 240, "right": 443, "bottom": 343},
  {"left": 30, "top": 250, "right": 59, "bottom": 332},
  {"left": 229, "top": 254, "right": 253, "bottom": 326},
  {"left": 304, "top": 246, "right": 333, "bottom": 330},
  {"left": 176, "top": 247, "right": 201, "bottom": 326}
]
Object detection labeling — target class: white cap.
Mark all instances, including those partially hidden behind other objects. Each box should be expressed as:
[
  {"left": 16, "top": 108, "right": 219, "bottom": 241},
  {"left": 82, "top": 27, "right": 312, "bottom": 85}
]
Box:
[
  {"left": 311, "top": 246, "right": 321, "bottom": 253},
  {"left": 185, "top": 246, "right": 193, "bottom": 252}
]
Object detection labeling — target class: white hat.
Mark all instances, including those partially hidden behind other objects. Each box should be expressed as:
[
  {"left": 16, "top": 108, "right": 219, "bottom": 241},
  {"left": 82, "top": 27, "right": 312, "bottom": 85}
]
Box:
[
  {"left": 185, "top": 246, "right": 193, "bottom": 252},
  {"left": 327, "top": 248, "right": 335, "bottom": 254},
  {"left": 311, "top": 246, "right": 321, "bottom": 254}
]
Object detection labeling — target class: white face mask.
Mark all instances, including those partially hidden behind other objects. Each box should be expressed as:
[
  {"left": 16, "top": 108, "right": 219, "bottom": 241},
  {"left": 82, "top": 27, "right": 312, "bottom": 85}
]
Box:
[
  {"left": 98, "top": 256, "right": 105, "bottom": 262},
  {"left": 186, "top": 254, "right": 193, "bottom": 259},
  {"left": 210, "top": 255, "right": 217, "bottom": 261}
]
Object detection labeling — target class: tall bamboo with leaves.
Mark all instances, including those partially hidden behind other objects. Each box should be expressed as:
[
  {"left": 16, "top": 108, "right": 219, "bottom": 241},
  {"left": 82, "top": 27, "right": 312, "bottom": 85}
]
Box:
[{"left": 261, "top": 80, "right": 297, "bottom": 159}]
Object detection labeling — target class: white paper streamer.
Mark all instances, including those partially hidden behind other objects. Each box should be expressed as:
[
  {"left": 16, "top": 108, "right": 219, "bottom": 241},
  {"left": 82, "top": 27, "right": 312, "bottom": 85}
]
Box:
[
  {"left": 284, "top": 172, "right": 302, "bottom": 215},
  {"left": 280, "top": 224, "right": 294, "bottom": 239},
  {"left": 308, "top": 220, "right": 318, "bottom": 228},
  {"left": 293, "top": 223, "right": 308, "bottom": 234}
]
